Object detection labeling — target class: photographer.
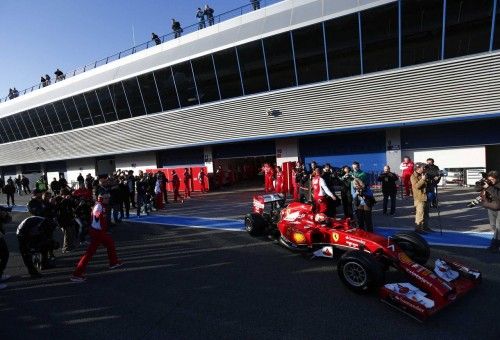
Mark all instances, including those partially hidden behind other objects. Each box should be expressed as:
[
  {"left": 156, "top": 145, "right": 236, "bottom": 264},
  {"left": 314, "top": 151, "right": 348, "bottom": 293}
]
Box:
[
  {"left": 16, "top": 216, "right": 58, "bottom": 278},
  {"left": 352, "top": 178, "right": 375, "bottom": 232},
  {"left": 475, "top": 171, "right": 500, "bottom": 253},
  {"left": 0, "top": 206, "right": 12, "bottom": 289},
  {"left": 425, "top": 158, "right": 442, "bottom": 208},
  {"left": 377, "top": 165, "right": 399, "bottom": 215},
  {"left": 340, "top": 166, "right": 354, "bottom": 218},
  {"left": 411, "top": 163, "right": 433, "bottom": 233}
]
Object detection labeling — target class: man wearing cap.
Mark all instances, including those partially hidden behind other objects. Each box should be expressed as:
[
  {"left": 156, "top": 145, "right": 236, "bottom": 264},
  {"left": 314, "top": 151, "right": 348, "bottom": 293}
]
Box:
[
  {"left": 71, "top": 194, "right": 122, "bottom": 282},
  {"left": 410, "top": 163, "right": 433, "bottom": 233}
]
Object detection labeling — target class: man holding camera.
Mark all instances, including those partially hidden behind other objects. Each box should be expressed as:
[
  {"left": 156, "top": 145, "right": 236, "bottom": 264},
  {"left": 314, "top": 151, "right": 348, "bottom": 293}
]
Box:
[
  {"left": 425, "top": 158, "right": 442, "bottom": 208},
  {"left": 476, "top": 171, "right": 500, "bottom": 253},
  {"left": 411, "top": 163, "right": 433, "bottom": 233}
]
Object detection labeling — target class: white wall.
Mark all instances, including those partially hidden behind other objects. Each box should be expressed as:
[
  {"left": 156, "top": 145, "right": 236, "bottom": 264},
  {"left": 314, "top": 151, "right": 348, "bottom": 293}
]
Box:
[
  {"left": 276, "top": 138, "right": 299, "bottom": 167},
  {"left": 66, "top": 158, "right": 96, "bottom": 187},
  {"left": 115, "top": 152, "right": 157, "bottom": 173},
  {"left": 413, "top": 147, "right": 486, "bottom": 169}
]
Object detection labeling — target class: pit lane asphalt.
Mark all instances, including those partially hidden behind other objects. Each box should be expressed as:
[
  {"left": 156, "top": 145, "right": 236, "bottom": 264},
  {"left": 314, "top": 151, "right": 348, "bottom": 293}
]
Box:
[{"left": 1, "top": 212, "right": 499, "bottom": 340}]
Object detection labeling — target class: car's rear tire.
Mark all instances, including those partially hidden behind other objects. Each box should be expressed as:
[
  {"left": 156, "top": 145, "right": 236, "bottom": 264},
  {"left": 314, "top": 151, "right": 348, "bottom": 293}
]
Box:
[
  {"left": 392, "top": 231, "right": 430, "bottom": 265},
  {"left": 337, "top": 250, "right": 384, "bottom": 294},
  {"left": 244, "top": 213, "right": 267, "bottom": 236}
]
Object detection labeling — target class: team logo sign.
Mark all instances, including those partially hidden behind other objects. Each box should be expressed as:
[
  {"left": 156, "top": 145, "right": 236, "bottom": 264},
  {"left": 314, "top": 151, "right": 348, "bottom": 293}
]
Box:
[{"left": 332, "top": 232, "right": 339, "bottom": 242}]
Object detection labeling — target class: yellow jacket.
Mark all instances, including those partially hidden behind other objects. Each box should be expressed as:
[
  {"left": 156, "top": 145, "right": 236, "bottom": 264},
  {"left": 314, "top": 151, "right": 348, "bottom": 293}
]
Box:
[{"left": 410, "top": 172, "right": 427, "bottom": 202}]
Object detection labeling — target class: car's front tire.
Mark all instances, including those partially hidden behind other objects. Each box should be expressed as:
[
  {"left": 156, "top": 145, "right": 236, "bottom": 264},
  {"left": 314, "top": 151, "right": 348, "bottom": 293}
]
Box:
[
  {"left": 244, "top": 213, "right": 267, "bottom": 236},
  {"left": 392, "top": 231, "right": 430, "bottom": 265},
  {"left": 337, "top": 250, "right": 384, "bottom": 293}
]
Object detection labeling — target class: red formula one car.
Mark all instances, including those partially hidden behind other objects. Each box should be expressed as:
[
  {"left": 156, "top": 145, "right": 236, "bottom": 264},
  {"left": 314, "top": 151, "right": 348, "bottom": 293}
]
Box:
[{"left": 245, "top": 194, "right": 481, "bottom": 321}]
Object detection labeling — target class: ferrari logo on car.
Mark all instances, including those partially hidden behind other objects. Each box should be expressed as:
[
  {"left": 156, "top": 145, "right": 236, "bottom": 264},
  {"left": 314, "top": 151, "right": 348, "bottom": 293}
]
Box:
[{"left": 332, "top": 232, "right": 339, "bottom": 242}]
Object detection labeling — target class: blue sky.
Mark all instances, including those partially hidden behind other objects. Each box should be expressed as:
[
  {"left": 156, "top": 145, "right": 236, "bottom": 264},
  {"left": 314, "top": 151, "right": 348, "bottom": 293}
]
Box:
[{"left": 0, "top": 0, "right": 270, "bottom": 97}]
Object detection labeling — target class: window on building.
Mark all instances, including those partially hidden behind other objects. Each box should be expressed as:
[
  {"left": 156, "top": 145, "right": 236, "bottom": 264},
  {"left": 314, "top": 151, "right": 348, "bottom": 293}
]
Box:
[
  {"left": 84, "top": 91, "right": 105, "bottom": 125},
  {"left": 237, "top": 40, "right": 269, "bottom": 94},
  {"left": 402, "top": 0, "right": 443, "bottom": 66},
  {"left": 14, "top": 114, "right": 29, "bottom": 139},
  {"left": 63, "top": 98, "right": 83, "bottom": 129},
  {"left": 109, "top": 82, "right": 131, "bottom": 120},
  {"left": 361, "top": 2, "right": 399, "bottom": 73},
  {"left": 325, "top": 13, "right": 362, "bottom": 79},
  {"left": 154, "top": 67, "right": 180, "bottom": 111},
  {"left": 213, "top": 48, "right": 243, "bottom": 99},
  {"left": 292, "top": 23, "right": 327, "bottom": 85},
  {"left": 28, "top": 109, "right": 45, "bottom": 135},
  {"left": 0, "top": 119, "right": 14, "bottom": 142},
  {"left": 445, "top": 0, "right": 494, "bottom": 58},
  {"left": 73, "top": 94, "right": 94, "bottom": 127},
  {"left": 35, "top": 107, "right": 54, "bottom": 134},
  {"left": 123, "top": 77, "right": 146, "bottom": 117},
  {"left": 191, "top": 55, "right": 220, "bottom": 104},
  {"left": 96, "top": 86, "right": 118, "bottom": 123},
  {"left": 137, "top": 73, "right": 163, "bottom": 114},
  {"left": 20, "top": 111, "right": 37, "bottom": 138},
  {"left": 263, "top": 32, "right": 296, "bottom": 90},
  {"left": 44, "top": 104, "right": 62, "bottom": 133},
  {"left": 0, "top": 120, "right": 8, "bottom": 143},
  {"left": 172, "top": 61, "right": 199, "bottom": 107},
  {"left": 6, "top": 116, "right": 22, "bottom": 140},
  {"left": 53, "top": 101, "right": 72, "bottom": 131}
]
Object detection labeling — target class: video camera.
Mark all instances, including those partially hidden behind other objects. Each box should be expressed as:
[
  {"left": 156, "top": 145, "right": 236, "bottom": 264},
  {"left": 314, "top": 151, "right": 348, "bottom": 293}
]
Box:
[{"left": 466, "top": 172, "right": 491, "bottom": 208}]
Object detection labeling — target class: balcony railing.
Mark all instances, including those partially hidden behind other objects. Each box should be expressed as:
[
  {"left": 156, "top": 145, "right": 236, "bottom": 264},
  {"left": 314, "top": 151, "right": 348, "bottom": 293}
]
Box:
[{"left": 1, "top": 0, "right": 281, "bottom": 103}]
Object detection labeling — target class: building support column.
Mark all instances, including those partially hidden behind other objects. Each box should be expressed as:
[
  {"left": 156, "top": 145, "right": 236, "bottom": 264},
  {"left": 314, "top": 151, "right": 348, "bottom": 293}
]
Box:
[
  {"left": 204, "top": 146, "right": 214, "bottom": 174},
  {"left": 385, "top": 128, "right": 402, "bottom": 172},
  {"left": 276, "top": 138, "right": 299, "bottom": 167}
]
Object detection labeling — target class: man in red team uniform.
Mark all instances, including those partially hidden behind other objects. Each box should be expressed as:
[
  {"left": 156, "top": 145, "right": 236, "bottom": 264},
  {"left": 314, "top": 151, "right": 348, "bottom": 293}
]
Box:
[
  {"left": 262, "top": 163, "right": 275, "bottom": 193},
  {"left": 71, "top": 194, "right": 122, "bottom": 282},
  {"left": 400, "top": 156, "right": 414, "bottom": 197},
  {"left": 171, "top": 170, "right": 181, "bottom": 202},
  {"left": 311, "top": 168, "right": 336, "bottom": 214},
  {"left": 274, "top": 166, "right": 286, "bottom": 197},
  {"left": 183, "top": 168, "right": 192, "bottom": 198},
  {"left": 198, "top": 168, "right": 207, "bottom": 193}
]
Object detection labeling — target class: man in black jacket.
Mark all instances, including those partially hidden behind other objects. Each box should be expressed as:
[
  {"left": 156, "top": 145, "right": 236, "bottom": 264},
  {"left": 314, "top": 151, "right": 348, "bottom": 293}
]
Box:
[
  {"left": 0, "top": 207, "right": 12, "bottom": 289},
  {"left": 378, "top": 165, "right": 399, "bottom": 215},
  {"left": 16, "top": 216, "right": 57, "bottom": 277}
]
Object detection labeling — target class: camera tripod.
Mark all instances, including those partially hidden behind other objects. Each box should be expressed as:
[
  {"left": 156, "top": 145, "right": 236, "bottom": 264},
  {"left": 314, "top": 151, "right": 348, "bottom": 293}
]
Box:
[{"left": 433, "top": 185, "right": 443, "bottom": 236}]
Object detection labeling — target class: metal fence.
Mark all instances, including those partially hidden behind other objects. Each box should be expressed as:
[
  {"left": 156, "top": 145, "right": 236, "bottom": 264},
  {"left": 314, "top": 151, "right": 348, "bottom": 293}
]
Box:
[{"left": 1, "top": 0, "right": 281, "bottom": 103}]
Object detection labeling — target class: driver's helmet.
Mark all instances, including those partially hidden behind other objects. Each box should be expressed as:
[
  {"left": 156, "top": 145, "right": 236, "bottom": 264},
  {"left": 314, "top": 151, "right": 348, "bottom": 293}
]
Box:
[{"left": 314, "top": 213, "right": 327, "bottom": 224}]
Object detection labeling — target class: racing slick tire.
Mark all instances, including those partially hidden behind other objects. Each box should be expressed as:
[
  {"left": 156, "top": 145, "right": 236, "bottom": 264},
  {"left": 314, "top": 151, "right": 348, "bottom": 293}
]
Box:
[
  {"left": 392, "top": 231, "right": 430, "bottom": 265},
  {"left": 244, "top": 213, "right": 267, "bottom": 236},
  {"left": 337, "top": 250, "right": 384, "bottom": 294}
]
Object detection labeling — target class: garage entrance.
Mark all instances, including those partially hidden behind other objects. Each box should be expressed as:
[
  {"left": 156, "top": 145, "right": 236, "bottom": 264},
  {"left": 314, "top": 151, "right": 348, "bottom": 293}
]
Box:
[{"left": 212, "top": 140, "right": 276, "bottom": 188}]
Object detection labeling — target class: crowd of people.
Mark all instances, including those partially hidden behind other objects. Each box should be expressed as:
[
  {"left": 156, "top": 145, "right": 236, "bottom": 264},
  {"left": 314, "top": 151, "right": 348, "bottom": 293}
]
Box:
[
  {"left": 6, "top": 68, "right": 65, "bottom": 100},
  {"left": 260, "top": 157, "right": 449, "bottom": 235}
]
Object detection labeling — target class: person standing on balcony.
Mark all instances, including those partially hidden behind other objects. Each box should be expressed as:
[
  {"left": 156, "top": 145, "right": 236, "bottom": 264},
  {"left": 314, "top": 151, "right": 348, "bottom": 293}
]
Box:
[
  {"left": 40, "top": 76, "right": 47, "bottom": 87},
  {"left": 172, "top": 19, "right": 183, "bottom": 38},
  {"left": 196, "top": 8, "right": 206, "bottom": 29},
  {"left": 12, "top": 88, "right": 19, "bottom": 97},
  {"left": 251, "top": 0, "right": 261, "bottom": 10},
  {"left": 205, "top": 5, "right": 215, "bottom": 26},
  {"left": 54, "top": 68, "right": 65, "bottom": 81},
  {"left": 152, "top": 33, "right": 161, "bottom": 45},
  {"left": 45, "top": 74, "right": 51, "bottom": 86}
]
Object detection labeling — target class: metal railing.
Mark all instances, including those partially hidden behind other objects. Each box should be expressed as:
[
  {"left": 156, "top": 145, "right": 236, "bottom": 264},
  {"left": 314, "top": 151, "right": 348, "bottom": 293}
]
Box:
[{"left": 1, "top": 0, "right": 280, "bottom": 103}]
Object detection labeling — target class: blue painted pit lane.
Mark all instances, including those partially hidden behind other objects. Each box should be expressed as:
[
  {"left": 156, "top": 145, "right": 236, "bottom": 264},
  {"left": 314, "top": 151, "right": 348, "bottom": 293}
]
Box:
[{"left": 2, "top": 204, "right": 492, "bottom": 248}]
